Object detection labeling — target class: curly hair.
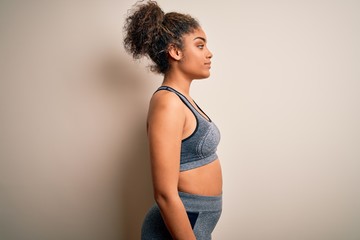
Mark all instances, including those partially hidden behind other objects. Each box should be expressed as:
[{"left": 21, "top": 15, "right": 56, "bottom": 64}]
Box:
[{"left": 123, "top": 0, "right": 200, "bottom": 74}]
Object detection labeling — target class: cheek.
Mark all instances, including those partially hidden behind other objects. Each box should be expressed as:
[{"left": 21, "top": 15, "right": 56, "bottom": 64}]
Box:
[{"left": 188, "top": 53, "right": 203, "bottom": 66}]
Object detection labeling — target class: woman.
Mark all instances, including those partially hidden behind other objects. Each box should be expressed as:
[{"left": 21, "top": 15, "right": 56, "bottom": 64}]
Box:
[{"left": 123, "top": 1, "right": 222, "bottom": 239}]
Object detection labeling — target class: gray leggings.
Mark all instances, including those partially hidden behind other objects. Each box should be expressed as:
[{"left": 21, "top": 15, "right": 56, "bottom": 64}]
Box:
[{"left": 141, "top": 191, "right": 222, "bottom": 240}]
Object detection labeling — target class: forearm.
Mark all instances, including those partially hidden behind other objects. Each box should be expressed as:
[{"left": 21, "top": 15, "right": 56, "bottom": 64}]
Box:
[{"left": 155, "top": 194, "right": 196, "bottom": 240}]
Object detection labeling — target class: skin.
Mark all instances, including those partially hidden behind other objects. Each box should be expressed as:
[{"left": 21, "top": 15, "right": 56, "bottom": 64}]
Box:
[{"left": 147, "top": 27, "right": 222, "bottom": 240}]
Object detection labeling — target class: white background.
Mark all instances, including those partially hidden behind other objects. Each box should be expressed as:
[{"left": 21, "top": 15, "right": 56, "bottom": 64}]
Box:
[{"left": 1, "top": 1, "right": 359, "bottom": 239}]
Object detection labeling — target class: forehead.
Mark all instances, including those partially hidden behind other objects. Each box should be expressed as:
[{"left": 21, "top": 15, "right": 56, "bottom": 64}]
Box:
[{"left": 183, "top": 28, "right": 207, "bottom": 42}]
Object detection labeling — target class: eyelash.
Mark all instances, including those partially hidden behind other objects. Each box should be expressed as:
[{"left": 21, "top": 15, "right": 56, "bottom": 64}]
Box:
[{"left": 198, "top": 44, "right": 204, "bottom": 49}]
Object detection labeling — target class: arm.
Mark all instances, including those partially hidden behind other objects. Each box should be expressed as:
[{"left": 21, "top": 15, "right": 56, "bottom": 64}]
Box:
[{"left": 147, "top": 91, "right": 196, "bottom": 240}]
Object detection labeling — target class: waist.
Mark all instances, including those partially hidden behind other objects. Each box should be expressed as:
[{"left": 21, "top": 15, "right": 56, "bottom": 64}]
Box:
[
  {"left": 178, "top": 159, "right": 222, "bottom": 196},
  {"left": 178, "top": 191, "right": 222, "bottom": 212}
]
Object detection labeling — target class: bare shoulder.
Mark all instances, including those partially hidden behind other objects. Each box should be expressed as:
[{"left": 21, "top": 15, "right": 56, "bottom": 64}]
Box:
[
  {"left": 148, "top": 90, "right": 184, "bottom": 117},
  {"left": 147, "top": 89, "right": 185, "bottom": 141}
]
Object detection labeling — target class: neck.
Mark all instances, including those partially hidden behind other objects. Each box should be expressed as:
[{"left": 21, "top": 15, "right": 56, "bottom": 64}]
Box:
[{"left": 162, "top": 70, "right": 193, "bottom": 96}]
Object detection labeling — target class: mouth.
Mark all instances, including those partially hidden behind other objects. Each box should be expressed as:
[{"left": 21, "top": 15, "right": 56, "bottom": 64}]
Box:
[{"left": 205, "top": 62, "right": 211, "bottom": 68}]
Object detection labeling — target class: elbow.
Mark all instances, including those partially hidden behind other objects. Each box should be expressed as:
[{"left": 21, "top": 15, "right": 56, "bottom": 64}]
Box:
[{"left": 153, "top": 190, "right": 179, "bottom": 207}]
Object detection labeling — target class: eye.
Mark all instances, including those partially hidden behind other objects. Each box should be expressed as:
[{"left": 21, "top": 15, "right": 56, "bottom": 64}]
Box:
[{"left": 197, "top": 44, "right": 204, "bottom": 49}]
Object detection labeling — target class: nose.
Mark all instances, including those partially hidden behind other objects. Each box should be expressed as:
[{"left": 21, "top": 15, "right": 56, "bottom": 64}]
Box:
[{"left": 207, "top": 48, "right": 213, "bottom": 59}]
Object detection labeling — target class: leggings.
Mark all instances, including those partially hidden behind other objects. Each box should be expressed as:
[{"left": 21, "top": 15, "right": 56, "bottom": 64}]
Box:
[{"left": 141, "top": 191, "right": 222, "bottom": 240}]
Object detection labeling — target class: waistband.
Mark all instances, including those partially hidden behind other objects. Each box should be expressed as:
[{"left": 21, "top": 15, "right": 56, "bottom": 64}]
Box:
[{"left": 178, "top": 191, "right": 222, "bottom": 212}]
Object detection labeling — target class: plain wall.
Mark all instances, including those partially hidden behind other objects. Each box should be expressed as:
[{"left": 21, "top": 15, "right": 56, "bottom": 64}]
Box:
[{"left": 1, "top": 1, "right": 359, "bottom": 239}]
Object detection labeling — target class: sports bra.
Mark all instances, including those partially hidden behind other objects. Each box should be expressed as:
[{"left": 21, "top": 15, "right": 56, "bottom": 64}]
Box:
[{"left": 155, "top": 86, "right": 221, "bottom": 171}]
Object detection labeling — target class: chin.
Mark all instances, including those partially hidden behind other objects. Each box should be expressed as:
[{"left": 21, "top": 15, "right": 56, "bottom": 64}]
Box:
[
  {"left": 194, "top": 72, "right": 211, "bottom": 80},
  {"left": 203, "top": 73, "right": 211, "bottom": 79}
]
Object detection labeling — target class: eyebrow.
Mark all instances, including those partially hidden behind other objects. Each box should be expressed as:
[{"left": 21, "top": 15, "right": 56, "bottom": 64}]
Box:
[{"left": 193, "top": 36, "right": 207, "bottom": 42}]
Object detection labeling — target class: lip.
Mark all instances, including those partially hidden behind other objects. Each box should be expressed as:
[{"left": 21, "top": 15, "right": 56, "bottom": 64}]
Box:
[{"left": 205, "top": 62, "right": 211, "bottom": 68}]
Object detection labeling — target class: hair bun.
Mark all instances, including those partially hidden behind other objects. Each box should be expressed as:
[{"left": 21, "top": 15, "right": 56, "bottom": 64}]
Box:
[
  {"left": 123, "top": 1, "right": 200, "bottom": 74},
  {"left": 123, "top": 1, "right": 165, "bottom": 59}
]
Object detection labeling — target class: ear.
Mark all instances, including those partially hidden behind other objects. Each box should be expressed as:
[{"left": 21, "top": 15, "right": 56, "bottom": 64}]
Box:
[{"left": 168, "top": 44, "right": 183, "bottom": 61}]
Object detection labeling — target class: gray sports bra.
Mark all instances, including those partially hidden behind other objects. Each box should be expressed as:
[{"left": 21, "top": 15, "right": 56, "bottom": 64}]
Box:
[{"left": 155, "top": 86, "right": 221, "bottom": 171}]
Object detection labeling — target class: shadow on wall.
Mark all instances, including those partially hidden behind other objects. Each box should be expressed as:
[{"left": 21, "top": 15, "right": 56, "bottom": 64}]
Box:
[
  {"left": 95, "top": 50, "right": 154, "bottom": 239},
  {"left": 119, "top": 127, "right": 153, "bottom": 240}
]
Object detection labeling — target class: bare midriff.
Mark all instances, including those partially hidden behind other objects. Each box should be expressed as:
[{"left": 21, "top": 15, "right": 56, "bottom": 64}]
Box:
[
  {"left": 178, "top": 159, "right": 222, "bottom": 196},
  {"left": 178, "top": 104, "right": 222, "bottom": 196}
]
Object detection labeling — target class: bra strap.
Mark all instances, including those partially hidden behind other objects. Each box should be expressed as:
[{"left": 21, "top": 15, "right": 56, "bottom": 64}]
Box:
[{"left": 155, "top": 86, "right": 197, "bottom": 113}]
